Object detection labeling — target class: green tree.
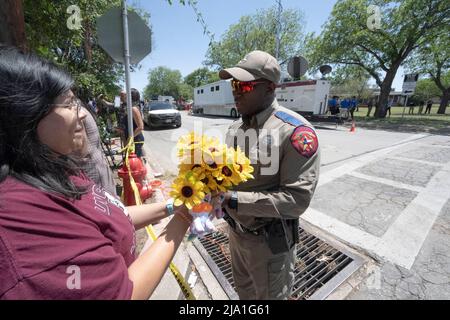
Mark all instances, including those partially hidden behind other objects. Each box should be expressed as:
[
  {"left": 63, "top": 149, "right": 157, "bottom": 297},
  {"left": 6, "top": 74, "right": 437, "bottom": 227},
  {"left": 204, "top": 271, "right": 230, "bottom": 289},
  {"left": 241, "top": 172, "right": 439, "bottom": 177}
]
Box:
[
  {"left": 204, "top": 6, "right": 305, "bottom": 69},
  {"left": 406, "top": 29, "right": 450, "bottom": 114},
  {"left": 184, "top": 67, "right": 219, "bottom": 88},
  {"left": 178, "top": 83, "right": 194, "bottom": 101},
  {"left": 1, "top": 0, "right": 151, "bottom": 101},
  {"left": 144, "top": 66, "right": 183, "bottom": 100},
  {"left": 306, "top": 0, "right": 450, "bottom": 118},
  {"left": 412, "top": 77, "right": 442, "bottom": 103},
  {"left": 330, "top": 65, "right": 372, "bottom": 100}
]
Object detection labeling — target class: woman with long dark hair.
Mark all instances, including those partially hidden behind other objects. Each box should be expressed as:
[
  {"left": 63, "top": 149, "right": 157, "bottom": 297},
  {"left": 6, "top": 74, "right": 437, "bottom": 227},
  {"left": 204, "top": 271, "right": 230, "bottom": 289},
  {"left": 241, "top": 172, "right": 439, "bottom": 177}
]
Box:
[
  {"left": 0, "top": 45, "right": 192, "bottom": 299},
  {"left": 118, "top": 88, "right": 145, "bottom": 158}
]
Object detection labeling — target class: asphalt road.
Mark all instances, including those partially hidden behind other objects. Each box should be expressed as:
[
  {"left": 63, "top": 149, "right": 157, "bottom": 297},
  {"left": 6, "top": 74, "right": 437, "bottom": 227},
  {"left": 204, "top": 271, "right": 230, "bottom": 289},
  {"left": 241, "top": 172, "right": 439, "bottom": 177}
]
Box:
[{"left": 142, "top": 110, "right": 418, "bottom": 175}]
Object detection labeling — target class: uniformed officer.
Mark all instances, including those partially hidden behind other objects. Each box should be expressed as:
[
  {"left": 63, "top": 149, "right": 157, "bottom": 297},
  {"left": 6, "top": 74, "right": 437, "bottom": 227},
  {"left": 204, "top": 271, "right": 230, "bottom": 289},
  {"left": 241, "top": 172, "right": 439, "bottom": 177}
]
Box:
[{"left": 219, "top": 50, "right": 321, "bottom": 300}]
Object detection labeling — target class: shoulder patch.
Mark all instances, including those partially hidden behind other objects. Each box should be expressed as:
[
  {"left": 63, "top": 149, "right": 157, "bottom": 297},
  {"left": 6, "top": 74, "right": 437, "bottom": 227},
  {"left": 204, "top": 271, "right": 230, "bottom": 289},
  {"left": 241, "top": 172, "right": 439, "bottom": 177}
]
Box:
[
  {"left": 290, "top": 126, "right": 318, "bottom": 158},
  {"left": 274, "top": 111, "right": 303, "bottom": 127}
]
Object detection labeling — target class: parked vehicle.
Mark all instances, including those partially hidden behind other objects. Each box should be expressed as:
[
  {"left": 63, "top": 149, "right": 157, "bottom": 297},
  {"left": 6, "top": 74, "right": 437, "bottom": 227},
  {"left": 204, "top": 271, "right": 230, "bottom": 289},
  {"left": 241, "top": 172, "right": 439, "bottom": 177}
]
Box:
[
  {"left": 193, "top": 78, "right": 330, "bottom": 118},
  {"left": 193, "top": 80, "right": 239, "bottom": 118},
  {"left": 158, "top": 95, "right": 175, "bottom": 104},
  {"left": 275, "top": 79, "right": 330, "bottom": 116},
  {"left": 143, "top": 101, "right": 181, "bottom": 129}
]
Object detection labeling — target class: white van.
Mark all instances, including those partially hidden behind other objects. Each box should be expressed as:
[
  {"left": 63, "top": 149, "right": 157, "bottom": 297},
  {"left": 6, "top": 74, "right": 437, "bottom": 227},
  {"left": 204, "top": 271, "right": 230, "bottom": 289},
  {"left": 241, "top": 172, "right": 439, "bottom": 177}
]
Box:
[{"left": 193, "top": 80, "right": 239, "bottom": 118}]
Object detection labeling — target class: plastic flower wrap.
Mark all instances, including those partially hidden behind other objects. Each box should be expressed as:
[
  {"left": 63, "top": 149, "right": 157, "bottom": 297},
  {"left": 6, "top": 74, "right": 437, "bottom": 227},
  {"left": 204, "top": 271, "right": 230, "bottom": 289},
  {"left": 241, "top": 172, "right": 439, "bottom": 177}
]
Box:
[{"left": 170, "top": 131, "right": 254, "bottom": 238}]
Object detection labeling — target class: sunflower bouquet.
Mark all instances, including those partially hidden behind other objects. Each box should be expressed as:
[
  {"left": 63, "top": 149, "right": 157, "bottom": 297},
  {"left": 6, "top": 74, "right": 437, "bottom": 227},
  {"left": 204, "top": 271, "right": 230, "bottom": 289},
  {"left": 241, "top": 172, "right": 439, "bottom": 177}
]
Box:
[{"left": 170, "top": 131, "right": 254, "bottom": 238}]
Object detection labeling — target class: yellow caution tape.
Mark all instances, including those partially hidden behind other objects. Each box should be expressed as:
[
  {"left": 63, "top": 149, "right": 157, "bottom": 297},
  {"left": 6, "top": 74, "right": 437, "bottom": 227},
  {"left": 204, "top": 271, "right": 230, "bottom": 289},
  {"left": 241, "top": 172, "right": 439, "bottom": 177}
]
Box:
[
  {"left": 122, "top": 137, "right": 196, "bottom": 300},
  {"left": 145, "top": 225, "right": 196, "bottom": 301}
]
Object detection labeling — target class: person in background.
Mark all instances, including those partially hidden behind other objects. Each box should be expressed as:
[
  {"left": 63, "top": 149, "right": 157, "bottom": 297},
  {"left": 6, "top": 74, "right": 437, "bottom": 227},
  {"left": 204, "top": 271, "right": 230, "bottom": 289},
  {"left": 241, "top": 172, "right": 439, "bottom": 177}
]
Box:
[
  {"left": 425, "top": 99, "right": 433, "bottom": 114},
  {"left": 117, "top": 89, "right": 145, "bottom": 158},
  {"left": 349, "top": 96, "right": 357, "bottom": 120},
  {"left": 74, "top": 105, "right": 117, "bottom": 196},
  {"left": 386, "top": 99, "right": 393, "bottom": 117},
  {"left": 328, "top": 96, "right": 338, "bottom": 115},
  {"left": 340, "top": 97, "right": 349, "bottom": 111},
  {"left": 366, "top": 97, "right": 374, "bottom": 117},
  {"left": 0, "top": 45, "right": 193, "bottom": 300},
  {"left": 418, "top": 100, "right": 425, "bottom": 115},
  {"left": 97, "top": 93, "right": 116, "bottom": 133},
  {"left": 408, "top": 100, "right": 414, "bottom": 115},
  {"left": 87, "top": 97, "right": 97, "bottom": 114}
]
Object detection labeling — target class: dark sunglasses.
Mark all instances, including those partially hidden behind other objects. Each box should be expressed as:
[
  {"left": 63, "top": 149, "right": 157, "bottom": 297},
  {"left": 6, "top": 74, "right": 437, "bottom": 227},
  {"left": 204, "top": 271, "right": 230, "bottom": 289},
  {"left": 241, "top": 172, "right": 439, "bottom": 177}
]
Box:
[{"left": 231, "top": 80, "right": 267, "bottom": 93}]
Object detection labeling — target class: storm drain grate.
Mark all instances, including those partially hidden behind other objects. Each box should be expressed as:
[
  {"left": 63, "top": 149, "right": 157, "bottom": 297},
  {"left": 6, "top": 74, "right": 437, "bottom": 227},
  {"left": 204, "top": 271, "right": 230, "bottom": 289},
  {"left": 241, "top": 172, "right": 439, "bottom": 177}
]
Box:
[{"left": 193, "top": 226, "right": 364, "bottom": 300}]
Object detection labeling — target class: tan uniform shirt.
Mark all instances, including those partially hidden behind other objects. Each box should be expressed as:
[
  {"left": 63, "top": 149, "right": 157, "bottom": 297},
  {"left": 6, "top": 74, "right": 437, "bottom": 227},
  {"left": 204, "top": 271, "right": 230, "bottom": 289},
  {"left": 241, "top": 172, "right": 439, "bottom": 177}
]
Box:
[{"left": 225, "top": 100, "right": 320, "bottom": 230}]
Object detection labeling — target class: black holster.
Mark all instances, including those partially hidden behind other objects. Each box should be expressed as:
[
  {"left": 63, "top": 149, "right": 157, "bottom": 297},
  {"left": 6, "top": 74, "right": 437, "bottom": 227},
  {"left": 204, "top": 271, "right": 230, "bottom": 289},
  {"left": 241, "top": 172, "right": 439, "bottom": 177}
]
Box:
[{"left": 264, "top": 219, "right": 299, "bottom": 254}]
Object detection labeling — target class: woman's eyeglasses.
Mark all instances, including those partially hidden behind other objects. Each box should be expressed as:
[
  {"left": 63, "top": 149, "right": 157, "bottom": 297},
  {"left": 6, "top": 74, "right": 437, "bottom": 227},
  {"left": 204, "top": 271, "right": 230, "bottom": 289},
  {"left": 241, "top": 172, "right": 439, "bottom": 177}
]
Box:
[
  {"left": 231, "top": 80, "right": 267, "bottom": 94},
  {"left": 49, "top": 98, "right": 83, "bottom": 118}
]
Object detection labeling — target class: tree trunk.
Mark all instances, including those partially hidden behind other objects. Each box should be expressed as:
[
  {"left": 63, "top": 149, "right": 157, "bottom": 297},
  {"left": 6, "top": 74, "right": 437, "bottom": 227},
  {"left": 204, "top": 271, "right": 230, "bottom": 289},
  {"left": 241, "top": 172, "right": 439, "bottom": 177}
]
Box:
[
  {"left": 84, "top": 20, "right": 92, "bottom": 64},
  {"left": 0, "top": 0, "right": 27, "bottom": 51},
  {"left": 437, "top": 89, "right": 449, "bottom": 114},
  {"left": 374, "top": 72, "right": 397, "bottom": 118}
]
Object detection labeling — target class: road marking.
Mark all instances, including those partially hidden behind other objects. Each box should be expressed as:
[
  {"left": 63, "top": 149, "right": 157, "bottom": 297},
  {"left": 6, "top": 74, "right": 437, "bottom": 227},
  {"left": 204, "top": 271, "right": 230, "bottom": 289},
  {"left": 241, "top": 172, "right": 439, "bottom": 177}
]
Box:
[
  {"left": 415, "top": 143, "right": 450, "bottom": 149},
  {"left": 305, "top": 134, "right": 450, "bottom": 269},
  {"left": 348, "top": 171, "right": 425, "bottom": 193},
  {"left": 379, "top": 160, "right": 450, "bottom": 269},
  {"left": 318, "top": 134, "right": 428, "bottom": 187},
  {"left": 387, "top": 156, "right": 444, "bottom": 167}
]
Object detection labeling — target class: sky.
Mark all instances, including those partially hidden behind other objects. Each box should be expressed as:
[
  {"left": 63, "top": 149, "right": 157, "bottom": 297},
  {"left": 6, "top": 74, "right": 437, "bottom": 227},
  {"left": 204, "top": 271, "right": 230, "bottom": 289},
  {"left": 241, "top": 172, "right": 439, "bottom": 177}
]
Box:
[{"left": 124, "top": 0, "right": 405, "bottom": 94}]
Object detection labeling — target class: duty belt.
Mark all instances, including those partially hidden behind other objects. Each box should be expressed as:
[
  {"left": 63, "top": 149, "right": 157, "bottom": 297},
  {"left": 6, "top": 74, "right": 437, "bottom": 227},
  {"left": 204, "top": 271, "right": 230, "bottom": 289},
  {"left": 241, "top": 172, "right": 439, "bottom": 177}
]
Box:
[{"left": 223, "top": 211, "right": 263, "bottom": 236}]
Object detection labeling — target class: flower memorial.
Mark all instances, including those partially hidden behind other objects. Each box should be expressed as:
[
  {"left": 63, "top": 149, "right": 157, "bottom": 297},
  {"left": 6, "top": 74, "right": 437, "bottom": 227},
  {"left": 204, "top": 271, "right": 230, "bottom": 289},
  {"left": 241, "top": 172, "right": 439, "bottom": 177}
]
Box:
[{"left": 170, "top": 131, "right": 254, "bottom": 238}]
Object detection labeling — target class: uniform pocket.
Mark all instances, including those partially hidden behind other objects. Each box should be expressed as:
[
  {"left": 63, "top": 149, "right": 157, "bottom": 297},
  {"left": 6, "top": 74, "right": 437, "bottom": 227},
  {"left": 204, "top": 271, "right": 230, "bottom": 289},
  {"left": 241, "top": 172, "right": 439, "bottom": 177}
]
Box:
[
  {"left": 268, "top": 255, "right": 287, "bottom": 285},
  {"left": 267, "top": 254, "right": 290, "bottom": 299},
  {"left": 268, "top": 255, "right": 287, "bottom": 273}
]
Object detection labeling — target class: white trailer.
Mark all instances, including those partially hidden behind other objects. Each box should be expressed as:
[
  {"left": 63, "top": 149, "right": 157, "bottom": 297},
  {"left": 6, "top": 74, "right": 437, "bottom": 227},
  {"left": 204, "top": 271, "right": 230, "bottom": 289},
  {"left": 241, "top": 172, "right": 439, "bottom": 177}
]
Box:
[
  {"left": 275, "top": 79, "right": 330, "bottom": 115},
  {"left": 193, "top": 80, "right": 239, "bottom": 118}
]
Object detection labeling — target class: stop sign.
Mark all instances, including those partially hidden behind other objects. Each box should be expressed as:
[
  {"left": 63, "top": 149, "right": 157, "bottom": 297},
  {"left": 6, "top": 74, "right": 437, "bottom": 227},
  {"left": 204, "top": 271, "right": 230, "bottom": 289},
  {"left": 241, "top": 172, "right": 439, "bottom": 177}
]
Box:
[{"left": 97, "top": 7, "right": 151, "bottom": 64}]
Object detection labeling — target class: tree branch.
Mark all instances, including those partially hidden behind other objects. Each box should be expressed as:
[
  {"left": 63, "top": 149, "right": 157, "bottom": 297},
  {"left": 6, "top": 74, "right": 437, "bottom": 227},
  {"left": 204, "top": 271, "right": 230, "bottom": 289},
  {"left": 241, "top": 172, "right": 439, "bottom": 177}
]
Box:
[
  {"left": 335, "top": 59, "right": 382, "bottom": 87},
  {"left": 356, "top": 44, "right": 388, "bottom": 72}
]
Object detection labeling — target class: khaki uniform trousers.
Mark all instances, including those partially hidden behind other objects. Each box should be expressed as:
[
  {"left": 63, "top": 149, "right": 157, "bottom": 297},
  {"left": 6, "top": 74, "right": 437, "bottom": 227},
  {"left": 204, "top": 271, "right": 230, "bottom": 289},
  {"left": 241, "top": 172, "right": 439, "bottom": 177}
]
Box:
[{"left": 228, "top": 226, "right": 296, "bottom": 300}]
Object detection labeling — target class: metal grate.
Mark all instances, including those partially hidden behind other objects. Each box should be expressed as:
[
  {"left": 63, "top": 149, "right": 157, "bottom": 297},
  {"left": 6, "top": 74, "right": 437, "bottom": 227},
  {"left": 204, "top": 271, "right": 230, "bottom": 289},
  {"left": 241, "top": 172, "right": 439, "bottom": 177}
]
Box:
[{"left": 193, "top": 226, "right": 364, "bottom": 300}]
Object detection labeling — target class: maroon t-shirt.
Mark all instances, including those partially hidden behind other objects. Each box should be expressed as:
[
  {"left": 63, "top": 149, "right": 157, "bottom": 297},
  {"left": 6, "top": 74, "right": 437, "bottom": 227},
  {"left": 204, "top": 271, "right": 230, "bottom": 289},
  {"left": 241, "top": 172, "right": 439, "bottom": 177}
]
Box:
[{"left": 0, "top": 176, "right": 136, "bottom": 299}]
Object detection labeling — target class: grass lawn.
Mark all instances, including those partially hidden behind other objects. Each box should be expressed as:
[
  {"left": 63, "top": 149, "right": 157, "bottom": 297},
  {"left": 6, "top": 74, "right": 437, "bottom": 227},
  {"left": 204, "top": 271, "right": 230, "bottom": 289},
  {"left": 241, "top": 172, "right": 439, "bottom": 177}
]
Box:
[{"left": 347, "top": 105, "right": 450, "bottom": 135}]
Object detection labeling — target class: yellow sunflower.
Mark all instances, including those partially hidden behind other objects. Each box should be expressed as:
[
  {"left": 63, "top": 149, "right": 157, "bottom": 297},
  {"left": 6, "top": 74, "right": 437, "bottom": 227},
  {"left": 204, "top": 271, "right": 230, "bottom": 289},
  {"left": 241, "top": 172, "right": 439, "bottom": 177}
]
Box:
[
  {"left": 218, "top": 163, "right": 242, "bottom": 185},
  {"left": 213, "top": 176, "right": 233, "bottom": 192},
  {"left": 176, "top": 131, "right": 206, "bottom": 162},
  {"left": 170, "top": 176, "right": 205, "bottom": 210},
  {"left": 178, "top": 163, "right": 206, "bottom": 180},
  {"left": 202, "top": 143, "right": 228, "bottom": 174},
  {"left": 199, "top": 171, "right": 219, "bottom": 194},
  {"left": 230, "top": 146, "right": 254, "bottom": 182}
]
